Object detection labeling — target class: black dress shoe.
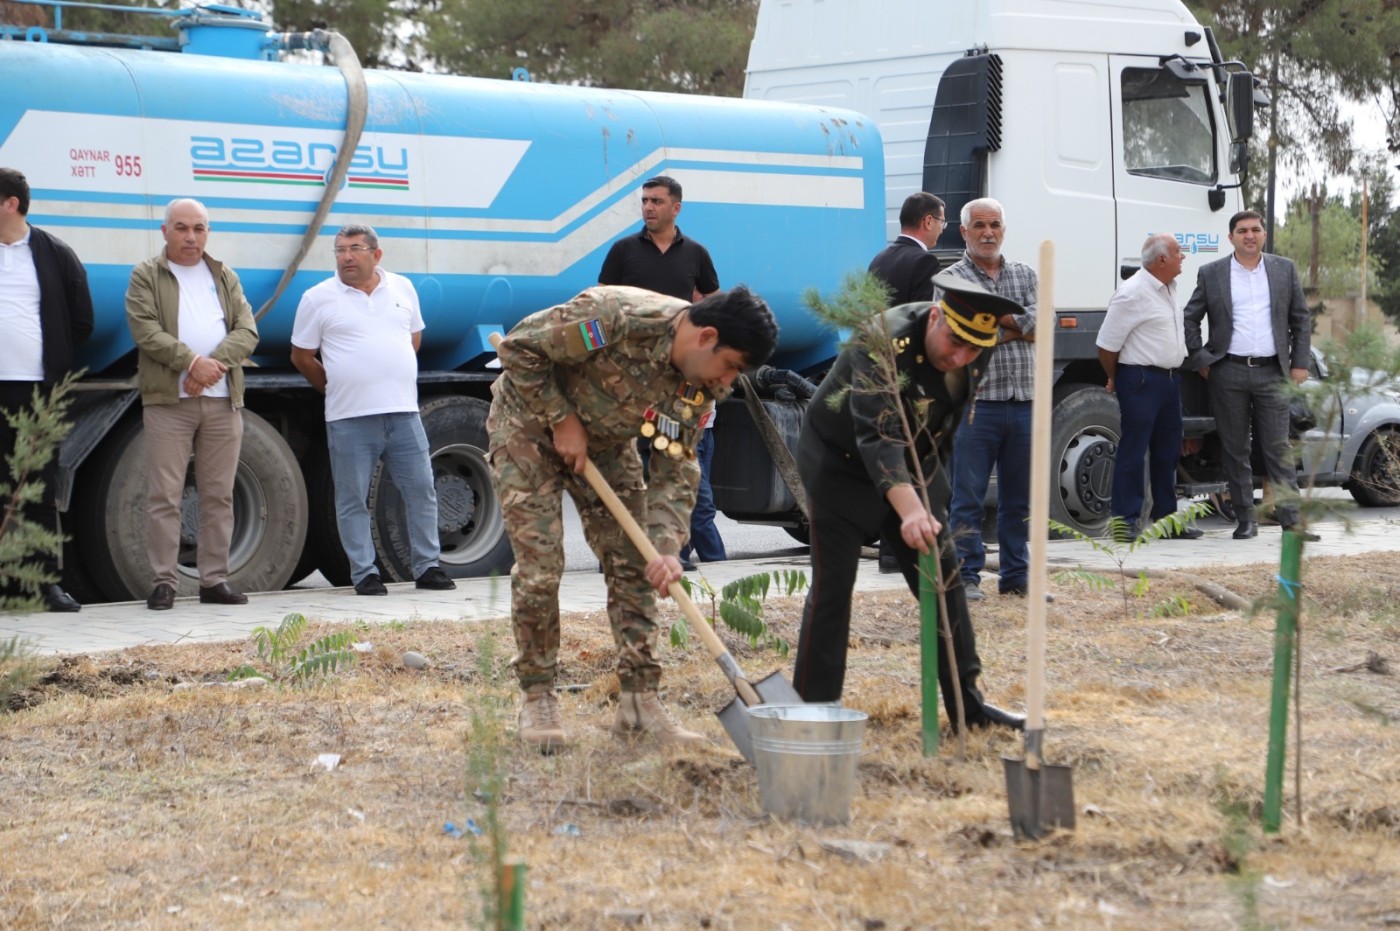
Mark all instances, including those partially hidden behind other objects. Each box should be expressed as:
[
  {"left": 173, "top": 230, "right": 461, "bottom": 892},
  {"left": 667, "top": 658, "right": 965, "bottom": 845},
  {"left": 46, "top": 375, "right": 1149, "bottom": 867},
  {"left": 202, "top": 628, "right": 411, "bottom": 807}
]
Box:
[
  {"left": 1281, "top": 524, "right": 1321, "bottom": 542},
  {"left": 355, "top": 573, "right": 388, "bottom": 596},
  {"left": 43, "top": 584, "right": 81, "bottom": 613},
  {"left": 1233, "top": 520, "right": 1258, "bottom": 540},
  {"left": 1164, "top": 525, "right": 1204, "bottom": 540},
  {"left": 964, "top": 703, "right": 1027, "bottom": 732},
  {"left": 147, "top": 583, "right": 176, "bottom": 611},
  {"left": 199, "top": 582, "right": 248, "bottom": 605}
]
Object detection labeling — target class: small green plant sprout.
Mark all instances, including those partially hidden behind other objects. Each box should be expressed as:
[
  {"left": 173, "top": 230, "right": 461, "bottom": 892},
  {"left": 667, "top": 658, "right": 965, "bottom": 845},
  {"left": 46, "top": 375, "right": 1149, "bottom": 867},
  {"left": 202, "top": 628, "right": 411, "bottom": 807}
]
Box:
[
  {"left": 228, "top": 612, "right": 357, "bottom": 683},
  {"left": 1, "top": 637, "right": 41, "bottom": 712},
  {"left": 674, "top": 569, "right": 805, "bottom": 656},
  {"left": 1051, "top": 501, "right": 1213, "bottom": 618},
  {"left": 1148, "top": 594, "right": 1193, "bottom": 618}
]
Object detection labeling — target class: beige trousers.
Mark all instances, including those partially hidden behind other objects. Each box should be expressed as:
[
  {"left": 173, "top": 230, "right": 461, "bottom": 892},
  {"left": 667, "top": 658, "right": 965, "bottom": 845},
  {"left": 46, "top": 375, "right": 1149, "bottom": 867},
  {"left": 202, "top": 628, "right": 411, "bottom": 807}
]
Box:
[{"left": 143, "top": 397, "right": 243, "bottom": 589}]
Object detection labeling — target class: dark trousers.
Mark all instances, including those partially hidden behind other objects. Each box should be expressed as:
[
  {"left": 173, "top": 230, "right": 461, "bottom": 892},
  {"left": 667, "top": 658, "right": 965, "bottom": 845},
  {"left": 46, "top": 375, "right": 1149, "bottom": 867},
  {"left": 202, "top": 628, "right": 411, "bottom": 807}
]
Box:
[
  {"left": 1210, "top": 358, "right": 1299, "bottom": 524},
  {"left": 0, "top": 380, "right": 62, "bottom": 580},
  {"left": 793, "top": 467, "right": 992, "bottom": 724},
  {"left": 680, "top": 428, "right": 726, "bottom": 562},
  {"left": 1111, "top": 365, "right": 1183, "bottom": 522}
]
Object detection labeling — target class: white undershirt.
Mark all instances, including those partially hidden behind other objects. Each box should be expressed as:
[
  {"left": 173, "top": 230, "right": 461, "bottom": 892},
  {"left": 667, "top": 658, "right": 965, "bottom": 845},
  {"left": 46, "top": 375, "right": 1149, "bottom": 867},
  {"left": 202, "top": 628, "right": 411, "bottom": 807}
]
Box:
[
  {"left": 0, "top": 232, "right": 45, "bottom": 381},
  {"left": 169, "top": 260, "right": 230, "bottom": 399},
  {"left": 1227, "top": 256, "right": 1275, "bottom": 357}
]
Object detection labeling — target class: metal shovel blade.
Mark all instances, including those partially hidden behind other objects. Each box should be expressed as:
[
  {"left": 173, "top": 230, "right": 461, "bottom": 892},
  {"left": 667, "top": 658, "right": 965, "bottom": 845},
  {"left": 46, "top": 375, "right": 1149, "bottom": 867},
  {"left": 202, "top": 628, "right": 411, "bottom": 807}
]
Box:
[
  {"left": 718, "top": 670, "right": 804, "bottom": 764},
  {"left": 1002, "top": 754, "right": 1076, "bottom": 840}
]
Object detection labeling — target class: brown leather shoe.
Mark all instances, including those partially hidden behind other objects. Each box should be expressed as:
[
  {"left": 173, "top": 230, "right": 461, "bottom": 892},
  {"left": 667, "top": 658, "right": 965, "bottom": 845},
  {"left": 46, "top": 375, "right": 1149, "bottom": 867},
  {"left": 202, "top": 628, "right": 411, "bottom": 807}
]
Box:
[
  {"left": 147, "top": 583, "right": 176, "bottom": 611},
  {"left": 199, "top": 582, "right": 248, "bottom": 605}
]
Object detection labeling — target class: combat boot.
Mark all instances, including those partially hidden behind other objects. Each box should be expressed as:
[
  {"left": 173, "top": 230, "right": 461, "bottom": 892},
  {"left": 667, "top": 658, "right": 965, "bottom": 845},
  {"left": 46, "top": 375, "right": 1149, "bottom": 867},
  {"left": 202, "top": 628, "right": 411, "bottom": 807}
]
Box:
[
  {"left": 613, "top": 690, "right": 706, "bottom": 746},
  {"left": 517, "top": 691, "right": 567, "bottom": 751}
]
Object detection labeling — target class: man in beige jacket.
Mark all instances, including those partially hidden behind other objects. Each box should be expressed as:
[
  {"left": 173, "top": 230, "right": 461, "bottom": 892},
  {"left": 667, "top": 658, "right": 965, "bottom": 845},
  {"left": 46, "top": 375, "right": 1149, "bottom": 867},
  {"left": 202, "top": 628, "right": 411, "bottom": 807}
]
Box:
[{"left": 125, "top": 199, "right": 258, "bottom": 610}]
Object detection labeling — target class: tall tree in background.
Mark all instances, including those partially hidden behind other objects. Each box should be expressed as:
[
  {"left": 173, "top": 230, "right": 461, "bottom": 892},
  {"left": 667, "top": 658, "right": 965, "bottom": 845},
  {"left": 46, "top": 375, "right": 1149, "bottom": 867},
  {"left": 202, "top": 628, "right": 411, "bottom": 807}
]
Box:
[
  {"left": 1185, "top": 1, "right": 1400, "bottom": 240},
  {"left": 268, "top": 0, "right": 420, "bottom": 70},
  {"left": 419, "top": 0, "right": 758, "bottom": 94}
]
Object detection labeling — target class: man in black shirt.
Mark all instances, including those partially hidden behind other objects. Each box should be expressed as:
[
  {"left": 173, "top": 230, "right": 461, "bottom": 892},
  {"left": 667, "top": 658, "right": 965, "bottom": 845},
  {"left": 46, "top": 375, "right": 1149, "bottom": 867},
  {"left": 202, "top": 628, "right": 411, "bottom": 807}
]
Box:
[
  {"left": 599, "top": 176, "right": 724, "bottom": 569},
  {"left": 598, "top": 176, "right": 719, "bottom": 302}
]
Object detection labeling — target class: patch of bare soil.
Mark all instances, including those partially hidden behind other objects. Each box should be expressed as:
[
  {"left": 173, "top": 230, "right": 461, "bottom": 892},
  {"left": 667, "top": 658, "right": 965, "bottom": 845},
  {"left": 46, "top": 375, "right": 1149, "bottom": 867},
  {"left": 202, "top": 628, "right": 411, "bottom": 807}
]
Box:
[{"left": 2, "top": 552, "right": 1399, "bottom": 929}]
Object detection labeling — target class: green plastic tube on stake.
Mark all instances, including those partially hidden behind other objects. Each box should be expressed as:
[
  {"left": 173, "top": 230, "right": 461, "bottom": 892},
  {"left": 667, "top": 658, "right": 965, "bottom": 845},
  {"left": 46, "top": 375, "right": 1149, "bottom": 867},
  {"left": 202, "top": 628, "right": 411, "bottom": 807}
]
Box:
[
  {"left": 919, "top": 549, "right": 939, "bottom": 756},
  {"left": 1263, "top": 530, "right": 1304, "bottom": 833}
]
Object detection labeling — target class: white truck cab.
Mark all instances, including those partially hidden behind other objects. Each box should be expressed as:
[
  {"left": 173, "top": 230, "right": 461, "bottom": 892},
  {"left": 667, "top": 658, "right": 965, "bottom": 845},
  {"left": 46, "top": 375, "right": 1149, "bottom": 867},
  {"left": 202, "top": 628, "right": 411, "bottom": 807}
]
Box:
[
  {"left": 744, "top": 0, "right": 1261, "bottom": 534},
  {"left": 744, "top": 0, "right": 1255, "bottom": 315}
]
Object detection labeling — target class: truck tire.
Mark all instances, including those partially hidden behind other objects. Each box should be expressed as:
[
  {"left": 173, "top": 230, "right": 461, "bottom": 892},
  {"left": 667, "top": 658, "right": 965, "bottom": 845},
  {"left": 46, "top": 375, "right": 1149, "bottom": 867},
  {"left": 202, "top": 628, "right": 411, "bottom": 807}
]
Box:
[
  {"left": 1348, "top": 429, "right": 1400, "bottom": 507},
  {"left": 75, "top": 410, "right": 308, "bottom": 601},
  {"left": 369, "top": 396, "right": 513, "bottom": 582},
  {"left": 1049, "top": 385, "right": 1121, "bottom": 537}
]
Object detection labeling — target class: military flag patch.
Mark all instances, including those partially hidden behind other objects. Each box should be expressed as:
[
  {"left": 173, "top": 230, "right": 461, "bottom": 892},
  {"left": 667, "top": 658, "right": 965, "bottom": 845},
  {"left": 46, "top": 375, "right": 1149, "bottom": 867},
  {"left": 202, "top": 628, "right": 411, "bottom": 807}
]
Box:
[{"left": 578, "top": 318, "right": 608, "bottom": 352}]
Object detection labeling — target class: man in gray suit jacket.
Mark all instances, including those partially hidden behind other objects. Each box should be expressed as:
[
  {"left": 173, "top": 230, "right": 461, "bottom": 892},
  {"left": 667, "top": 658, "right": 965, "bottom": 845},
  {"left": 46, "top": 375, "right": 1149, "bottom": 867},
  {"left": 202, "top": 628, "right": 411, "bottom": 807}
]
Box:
[{"left": 1183, "top": 209, "right": 1315, "bottom": 540}]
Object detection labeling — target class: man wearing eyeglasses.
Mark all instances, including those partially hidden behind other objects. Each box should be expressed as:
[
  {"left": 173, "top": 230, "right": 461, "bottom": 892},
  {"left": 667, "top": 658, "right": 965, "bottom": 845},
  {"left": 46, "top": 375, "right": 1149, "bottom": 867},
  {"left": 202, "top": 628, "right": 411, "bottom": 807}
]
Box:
[
  {"left": 943, "top": 197, "right": 1038, "bottom": 602},
  {"left": 126, "top": 198, "right": 259, "bottom": 610},
  {"left": 290, "top": 224, "right": 456, "bottom": 597}
]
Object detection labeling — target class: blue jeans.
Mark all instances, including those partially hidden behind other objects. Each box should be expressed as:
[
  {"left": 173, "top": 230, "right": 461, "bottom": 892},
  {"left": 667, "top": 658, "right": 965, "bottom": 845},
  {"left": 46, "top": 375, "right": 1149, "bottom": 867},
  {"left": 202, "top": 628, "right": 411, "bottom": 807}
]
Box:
[
  {"left": 949, "top": 400, "right": 1032, "bottom": 591},
  {"left": 327, "top": 412, "right": 440, "bottom": 584},
  {"left": 680, "top": 428, "right": 726, "bottom": 563},
  {"left": 1111, "top": 366, "right": 1182, "bottom": 523}
]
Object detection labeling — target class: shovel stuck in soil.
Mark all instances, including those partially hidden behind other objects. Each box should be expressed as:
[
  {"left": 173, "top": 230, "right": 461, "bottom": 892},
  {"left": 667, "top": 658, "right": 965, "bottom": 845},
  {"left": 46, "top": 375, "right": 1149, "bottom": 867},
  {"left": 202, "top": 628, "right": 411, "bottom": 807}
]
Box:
[{"left": 1002, "top": 241, "right": 1075, "bottom": 839}]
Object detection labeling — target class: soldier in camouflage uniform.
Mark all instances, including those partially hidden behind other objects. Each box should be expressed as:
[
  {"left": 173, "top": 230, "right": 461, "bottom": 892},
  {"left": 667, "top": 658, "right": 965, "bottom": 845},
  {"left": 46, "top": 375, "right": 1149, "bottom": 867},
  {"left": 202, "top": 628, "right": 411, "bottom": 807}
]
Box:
[
  {"left": 489, "top": 285, "right": 778, "bottom": 751},
  {"left": 793, "top": 272, "right": 1026, "bottom": 732}
]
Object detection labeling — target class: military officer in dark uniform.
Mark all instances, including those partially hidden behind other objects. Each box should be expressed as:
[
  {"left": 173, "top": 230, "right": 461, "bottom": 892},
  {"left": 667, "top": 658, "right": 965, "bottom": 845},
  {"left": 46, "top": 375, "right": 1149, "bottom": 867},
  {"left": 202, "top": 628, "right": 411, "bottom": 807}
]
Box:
[{"left": 793, "top": 272, "right": 1025, "bottom": 731}]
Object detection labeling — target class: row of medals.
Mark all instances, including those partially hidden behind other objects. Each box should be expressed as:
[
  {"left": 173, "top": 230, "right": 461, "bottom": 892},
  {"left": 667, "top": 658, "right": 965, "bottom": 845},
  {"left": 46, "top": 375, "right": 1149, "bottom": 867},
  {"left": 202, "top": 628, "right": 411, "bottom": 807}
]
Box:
[{"left": 639, "top": 384, "right": 706, "bottom": 460}]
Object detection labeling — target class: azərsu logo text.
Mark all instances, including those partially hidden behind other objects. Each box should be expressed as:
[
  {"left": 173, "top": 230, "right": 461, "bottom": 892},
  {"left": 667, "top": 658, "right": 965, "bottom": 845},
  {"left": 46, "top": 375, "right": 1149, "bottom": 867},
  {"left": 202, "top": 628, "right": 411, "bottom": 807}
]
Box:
[
  {"left": 189, "top": 137, "right": 410, "bottom": 191},
  {"left": 1175, "top": 232, "right": 1220, "bottom": 254}
]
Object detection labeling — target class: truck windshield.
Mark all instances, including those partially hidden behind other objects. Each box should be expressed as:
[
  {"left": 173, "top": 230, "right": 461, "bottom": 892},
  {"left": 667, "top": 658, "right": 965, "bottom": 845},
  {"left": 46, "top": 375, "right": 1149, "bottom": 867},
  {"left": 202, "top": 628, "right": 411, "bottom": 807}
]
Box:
[{"left": 1121, "top": 67, "right": 1216, "bottom": 185}]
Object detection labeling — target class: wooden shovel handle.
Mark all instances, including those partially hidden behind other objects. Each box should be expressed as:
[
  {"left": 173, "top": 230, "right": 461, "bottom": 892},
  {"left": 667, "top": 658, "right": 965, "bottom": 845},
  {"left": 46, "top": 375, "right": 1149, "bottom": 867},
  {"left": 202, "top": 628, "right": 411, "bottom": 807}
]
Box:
[
  {"left": 1025, "top": 241, "right": 1056, "bottom": 739},
  {"left": 488, "top": 331, "right": 762, "bottom": 706},
  {"left": 579, "top": 461, "right": 762, "bottom": 706}
]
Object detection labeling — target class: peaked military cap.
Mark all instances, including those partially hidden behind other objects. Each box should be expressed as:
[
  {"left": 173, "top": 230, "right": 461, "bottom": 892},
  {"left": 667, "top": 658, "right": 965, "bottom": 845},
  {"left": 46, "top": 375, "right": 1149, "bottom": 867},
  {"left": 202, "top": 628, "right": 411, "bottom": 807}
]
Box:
[{"left": 931, "top": 270, "right": 1024, "bottom": 348}]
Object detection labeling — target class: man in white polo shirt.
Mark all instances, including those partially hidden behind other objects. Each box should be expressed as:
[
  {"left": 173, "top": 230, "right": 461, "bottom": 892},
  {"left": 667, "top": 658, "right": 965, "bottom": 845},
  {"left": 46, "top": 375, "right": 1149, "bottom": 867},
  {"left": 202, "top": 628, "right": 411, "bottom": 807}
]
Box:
[
  {"left": 1097, "top": 233, "right": 1201, "bottom": 542},
  {"left": 290, "top": 224, "right": 455, "bottom": 596}
]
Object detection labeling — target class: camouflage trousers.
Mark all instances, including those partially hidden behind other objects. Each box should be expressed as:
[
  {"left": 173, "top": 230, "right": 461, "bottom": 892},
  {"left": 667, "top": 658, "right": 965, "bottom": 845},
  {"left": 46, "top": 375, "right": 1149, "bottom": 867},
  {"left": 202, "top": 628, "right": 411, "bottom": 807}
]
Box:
[{"left": 488, "top": 421, "right": 661, "bottom": 693}]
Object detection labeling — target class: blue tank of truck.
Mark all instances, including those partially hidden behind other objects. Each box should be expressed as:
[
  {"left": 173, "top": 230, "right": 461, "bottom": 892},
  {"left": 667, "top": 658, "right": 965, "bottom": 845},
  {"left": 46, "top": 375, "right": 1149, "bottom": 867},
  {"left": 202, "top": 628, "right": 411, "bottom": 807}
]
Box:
[
  {"left": 0, "top": 22, "right": 884, "bottom": 377},
  {"left": 0, "top": 4, "right": 885, "bottom": 601}
]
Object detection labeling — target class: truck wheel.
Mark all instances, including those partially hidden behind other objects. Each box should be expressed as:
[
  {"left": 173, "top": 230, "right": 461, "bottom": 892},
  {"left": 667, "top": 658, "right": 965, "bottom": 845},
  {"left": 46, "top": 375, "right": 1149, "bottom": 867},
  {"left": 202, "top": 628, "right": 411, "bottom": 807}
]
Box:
[
  {"left": 75, "top": 410, "right": 308, "bottom": 601},
  {"left": 1348, "top": 429, "right": 1400, "bottom": 507},
  {"left": 370, "top": 396, "right": 513, "bottom": 582},
  {"left": 1049, "top": 385, "right": 1121, "bottom": 537}
]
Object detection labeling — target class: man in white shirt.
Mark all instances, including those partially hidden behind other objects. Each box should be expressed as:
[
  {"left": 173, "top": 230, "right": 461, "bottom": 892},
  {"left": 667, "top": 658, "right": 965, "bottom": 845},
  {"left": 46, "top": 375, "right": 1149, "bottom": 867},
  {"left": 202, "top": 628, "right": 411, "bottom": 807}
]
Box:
[
  {"left": 290, "top": 224, "right": 455, "bottom": 596},
  {"left": 1097, "top": 233, "right": 1201, "bottom": 542},
  {"left": 1183, "top": 210, "right": 1315, "bottom": 541},
  {"left": 126, "top": 199, "right": 259, "bottom": 610},
  {"left": 0, "top": 167, "right": 93, "bottom": 612}
]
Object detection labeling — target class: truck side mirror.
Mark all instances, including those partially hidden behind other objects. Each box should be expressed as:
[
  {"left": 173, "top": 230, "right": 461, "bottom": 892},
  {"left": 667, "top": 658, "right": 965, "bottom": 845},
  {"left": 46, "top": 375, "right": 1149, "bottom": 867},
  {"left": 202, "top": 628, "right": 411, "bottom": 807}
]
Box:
[{"left": 1225, "top": 72, "right": 1254, "bottom": 143}]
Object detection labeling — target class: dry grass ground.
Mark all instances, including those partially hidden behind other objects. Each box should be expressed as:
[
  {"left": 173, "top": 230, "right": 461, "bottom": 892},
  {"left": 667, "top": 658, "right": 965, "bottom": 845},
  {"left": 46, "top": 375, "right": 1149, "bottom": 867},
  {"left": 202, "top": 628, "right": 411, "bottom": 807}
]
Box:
[{"left": 2, "top": 552, "right": 1399, "bottom": 930}]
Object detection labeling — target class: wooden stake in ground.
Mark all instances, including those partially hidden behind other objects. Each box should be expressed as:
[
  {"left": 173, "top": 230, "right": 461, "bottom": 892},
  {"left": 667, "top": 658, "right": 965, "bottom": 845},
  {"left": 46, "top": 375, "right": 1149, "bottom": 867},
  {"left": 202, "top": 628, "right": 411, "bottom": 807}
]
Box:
[{"left": 1002, "top": 240, "right": 1075, "bottom": 840}]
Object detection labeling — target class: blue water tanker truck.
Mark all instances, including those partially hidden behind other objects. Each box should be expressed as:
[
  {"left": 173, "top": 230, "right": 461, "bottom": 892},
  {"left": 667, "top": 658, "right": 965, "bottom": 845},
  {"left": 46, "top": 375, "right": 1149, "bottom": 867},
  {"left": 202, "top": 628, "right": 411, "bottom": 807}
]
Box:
[{"left": 0, "top": 2, "right": 884, "bottom": 601}]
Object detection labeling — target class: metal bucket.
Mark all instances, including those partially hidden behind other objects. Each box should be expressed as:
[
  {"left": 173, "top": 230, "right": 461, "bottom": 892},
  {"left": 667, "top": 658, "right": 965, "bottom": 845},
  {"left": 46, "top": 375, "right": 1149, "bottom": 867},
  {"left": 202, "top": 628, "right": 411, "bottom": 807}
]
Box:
[{"left": 748, "top": 704, "right": 867, "bottom": 825}]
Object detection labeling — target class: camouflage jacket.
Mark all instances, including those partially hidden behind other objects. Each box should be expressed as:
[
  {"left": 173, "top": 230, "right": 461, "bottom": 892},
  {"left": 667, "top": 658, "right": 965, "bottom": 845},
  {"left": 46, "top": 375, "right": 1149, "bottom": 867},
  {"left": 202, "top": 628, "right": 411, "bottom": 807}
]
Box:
[{"left": 491, "top": 286, "right": 729, "bottom": 555}]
